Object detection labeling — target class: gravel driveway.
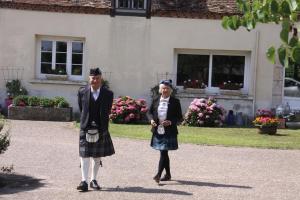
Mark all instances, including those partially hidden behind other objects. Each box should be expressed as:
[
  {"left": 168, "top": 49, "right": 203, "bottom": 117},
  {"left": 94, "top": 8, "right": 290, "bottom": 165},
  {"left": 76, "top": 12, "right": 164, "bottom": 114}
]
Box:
[{"left": 0, "top": 120, "right": 300, "bottom": 200}]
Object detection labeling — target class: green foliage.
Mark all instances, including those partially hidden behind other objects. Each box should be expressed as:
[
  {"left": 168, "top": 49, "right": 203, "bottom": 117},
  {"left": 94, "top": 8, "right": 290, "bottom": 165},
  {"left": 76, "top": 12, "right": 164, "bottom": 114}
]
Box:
[
  {"left": 0, "top": 119, "right": 9, "bottom": 155},
  {"left": 39, "top": 98, "right": 55, "bottom": 107},
  {"left": 53, "top": 96, "right": 69, "bottom": 108},
  {"left": 222, "top": 0, "right": 300, "bottom": 66},
  {"left": 5, "top": 80, "right": 28, "bottom": 98},
  {"left": 28, "top": 96, "right": 40, "bottom": 107},
  {"left": 12, "top": 95, "right": 29, "bottom": 106},
  {"left": 11, "top": 95, "right": 70, "bottom": 108},
  {"left": 102, "top": 79, "right": 110, "bottom": 89}
]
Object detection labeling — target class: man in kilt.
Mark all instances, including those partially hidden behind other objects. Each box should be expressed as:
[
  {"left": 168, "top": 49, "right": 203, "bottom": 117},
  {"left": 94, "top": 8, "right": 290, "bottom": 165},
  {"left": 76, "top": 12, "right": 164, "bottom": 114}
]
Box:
[{"left": 76, "top": 68, "right": 115, "bottom": 192}]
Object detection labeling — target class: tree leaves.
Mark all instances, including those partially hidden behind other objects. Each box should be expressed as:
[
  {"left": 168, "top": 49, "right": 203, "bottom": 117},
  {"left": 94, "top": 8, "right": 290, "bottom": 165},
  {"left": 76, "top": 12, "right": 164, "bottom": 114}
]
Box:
[
  {"left": 291, "top": 47, "right": 300, "bottom": 64},
  {"left": 281, "top": 1, "right": 291, "bottom": 16},
  {"left": 278, "top": 46, "right": 286, "bottom": 66},
  {"left": 221, "top": 0, "right": 300, "bottom": 67},
  {"left": 267, "top": 46, "right": 276, "bottom": 64}
]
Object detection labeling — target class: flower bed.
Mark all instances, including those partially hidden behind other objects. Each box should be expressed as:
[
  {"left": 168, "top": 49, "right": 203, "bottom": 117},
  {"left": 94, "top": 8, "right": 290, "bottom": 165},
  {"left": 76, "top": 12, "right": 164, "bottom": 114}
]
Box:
[
  {"left": 182, "top": 97, "right": 226, "bottom": 127},
  {"left": 109, "top": 96, "right": 148, "bottom": 124},
  {"left": 8, "top": 95, "right": 72, "bottom": 121}
]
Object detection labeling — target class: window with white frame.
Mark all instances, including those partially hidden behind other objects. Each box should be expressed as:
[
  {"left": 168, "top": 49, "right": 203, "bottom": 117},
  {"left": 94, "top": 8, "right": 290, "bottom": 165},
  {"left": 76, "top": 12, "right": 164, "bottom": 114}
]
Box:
[
  {"left": 176, "top": 51, "right": 250, "bottom": 91},
  {"left": 117, "top": 0, "right": 146, "bottom": 9},
  {"left": 37, "top": 38, "right": 84, "bottom": 80},
  {"left": 115, "top": 0, "right": 148, "bottom": 16}
]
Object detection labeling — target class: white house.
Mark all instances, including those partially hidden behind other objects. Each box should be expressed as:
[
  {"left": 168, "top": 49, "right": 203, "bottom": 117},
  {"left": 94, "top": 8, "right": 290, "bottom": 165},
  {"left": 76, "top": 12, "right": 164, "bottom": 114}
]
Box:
[{"left": 0, "top": 0, "right": 286, "bottom": 120}]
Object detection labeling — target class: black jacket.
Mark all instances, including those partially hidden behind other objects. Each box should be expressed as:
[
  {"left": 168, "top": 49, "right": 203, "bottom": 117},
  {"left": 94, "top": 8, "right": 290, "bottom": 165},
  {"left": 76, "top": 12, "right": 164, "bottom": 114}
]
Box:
[
  {"left": 147, "top": 96, "right": 182, "bottom": 135},
  {"left": 78, "top": 85, "right": 113, "bottom": 132}
]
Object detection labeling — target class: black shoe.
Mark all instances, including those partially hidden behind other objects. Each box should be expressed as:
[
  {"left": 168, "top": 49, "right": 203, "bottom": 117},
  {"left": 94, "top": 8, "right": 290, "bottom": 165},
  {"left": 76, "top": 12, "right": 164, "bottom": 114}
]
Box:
[
  {"left": 153, "top": 175, "right": 160, "bottom": 184},
  {"left": 90, "top": 180, "right": 101, "bottom": 190},
  {"left": 160, "top": 174, "right": 171, "bottom": 181},
  {"left": 77, "top": 181, "right": 88, "bottom": 192}
]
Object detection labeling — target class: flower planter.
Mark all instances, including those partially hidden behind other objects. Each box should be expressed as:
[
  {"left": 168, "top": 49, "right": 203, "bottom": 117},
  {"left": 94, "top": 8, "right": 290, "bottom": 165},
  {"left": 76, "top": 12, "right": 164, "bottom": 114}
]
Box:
[
  {"left": 45, "top": 74, "right": 68, "bottom": 81},
  {"left": 8, "top": 106, "right": 72, "bottom": 121},
  {"left": 257, "top": 125, "right": 277, "bottom": 135}
]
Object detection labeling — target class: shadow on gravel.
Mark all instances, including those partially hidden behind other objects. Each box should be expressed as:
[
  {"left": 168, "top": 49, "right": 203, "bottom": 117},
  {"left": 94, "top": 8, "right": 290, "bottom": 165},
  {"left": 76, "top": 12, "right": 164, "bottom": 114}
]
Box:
[
  {"left": 103, "top": 186, "right": 192, "bottom": 195},
  {"left": 0, "top": 173, "right": 45, "bottom": 195},
  {"left": 173, "top": 180, "right": 252, "bottom": 189}
]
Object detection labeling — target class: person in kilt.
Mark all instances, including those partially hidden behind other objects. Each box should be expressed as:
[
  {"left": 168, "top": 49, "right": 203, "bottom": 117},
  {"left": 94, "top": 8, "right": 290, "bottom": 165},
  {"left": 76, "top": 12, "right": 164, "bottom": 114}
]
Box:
[
  {"left": 76, "top": 68, "right": 115, "bottom": 192},
  {"left": 147, "top": 79, "right": 182, "bottom": 184}
]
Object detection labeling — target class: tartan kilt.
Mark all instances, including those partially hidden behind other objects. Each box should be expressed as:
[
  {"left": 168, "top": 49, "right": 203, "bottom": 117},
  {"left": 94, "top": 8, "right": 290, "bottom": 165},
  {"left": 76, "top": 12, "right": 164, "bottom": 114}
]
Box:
[
  {"left": 151, "top": 133, "right": 178, "bottom": 151},
  {"left": 79, "top": 130, "right": 115, "bottom": 157}
]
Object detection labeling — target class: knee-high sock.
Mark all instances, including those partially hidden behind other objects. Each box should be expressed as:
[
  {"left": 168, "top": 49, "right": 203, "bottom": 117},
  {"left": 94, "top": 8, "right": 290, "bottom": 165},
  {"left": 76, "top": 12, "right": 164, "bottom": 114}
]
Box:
[
  {"left": 91, "top": 157, "right": 101, "bottom": 181},
  {"left": 164, "top": 151, "right": 171, "bottom": 176},
  {"left": 80, "top": 157, "right": 90, "bottom": 182},
  {"left": 157, "top": 150, "right": 168, "bottom": 177}
]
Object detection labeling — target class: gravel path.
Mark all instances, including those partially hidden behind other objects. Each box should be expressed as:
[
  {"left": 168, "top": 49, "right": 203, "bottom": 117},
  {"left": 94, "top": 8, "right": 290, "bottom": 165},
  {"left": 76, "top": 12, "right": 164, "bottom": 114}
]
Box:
[{"left": 0, "top": 120, "right": 300, "bottom": 200}]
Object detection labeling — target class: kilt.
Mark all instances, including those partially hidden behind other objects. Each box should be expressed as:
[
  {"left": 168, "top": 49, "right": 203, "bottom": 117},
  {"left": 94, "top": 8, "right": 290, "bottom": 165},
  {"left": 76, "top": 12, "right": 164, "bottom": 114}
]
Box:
[
  {"left": 79, "top": 130, "right": 115, "bottom": 157},
  {"left": 151, "top": 133, "right": 178, "bottom": 151}
]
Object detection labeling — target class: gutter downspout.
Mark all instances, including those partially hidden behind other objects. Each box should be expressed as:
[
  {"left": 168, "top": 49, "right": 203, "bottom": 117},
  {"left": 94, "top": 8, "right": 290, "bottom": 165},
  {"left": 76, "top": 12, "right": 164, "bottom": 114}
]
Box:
[{"left": 252, "top": 31, "right": 260, "bottom": 118}]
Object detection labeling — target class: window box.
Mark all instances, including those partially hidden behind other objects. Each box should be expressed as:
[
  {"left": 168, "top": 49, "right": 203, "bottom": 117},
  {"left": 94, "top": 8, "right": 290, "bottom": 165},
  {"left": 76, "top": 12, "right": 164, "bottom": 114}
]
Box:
[
  {"left": 8, "top": 106, "right": 72, "bottom": 121},
  {"left": 45, "top": 74, "right": 68, "bottom": 81}
]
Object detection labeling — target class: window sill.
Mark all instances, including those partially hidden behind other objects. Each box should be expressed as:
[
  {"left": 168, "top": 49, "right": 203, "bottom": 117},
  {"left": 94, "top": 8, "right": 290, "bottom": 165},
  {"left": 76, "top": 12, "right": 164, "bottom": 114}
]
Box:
[
  {"left": 29, "top": 79, "right": 87, "bottom": 86},
  {"left": 177, "top": 88, "right": 252, "bottom": 100}
]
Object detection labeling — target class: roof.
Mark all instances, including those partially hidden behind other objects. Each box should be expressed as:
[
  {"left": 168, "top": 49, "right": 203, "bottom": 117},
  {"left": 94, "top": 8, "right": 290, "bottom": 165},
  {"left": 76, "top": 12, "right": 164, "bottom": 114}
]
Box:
[{"left": 0, "top": 0, "right": 239, "bottom": 19}]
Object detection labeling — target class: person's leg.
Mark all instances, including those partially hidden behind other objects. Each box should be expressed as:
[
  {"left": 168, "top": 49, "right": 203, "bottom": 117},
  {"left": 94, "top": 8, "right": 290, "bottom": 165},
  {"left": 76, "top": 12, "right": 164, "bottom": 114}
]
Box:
[
  {"left": 80, "top": 157, "right": 90, "bottom": 182},
  {"left": 77, "top": 157, "right": 89, "bottom": 191},
  {"left": 154, "top": 150, "right": 167, "bottom": 183},
  {"left": 90, "top": 157, "right": 101, "bottom": 190},
  {"left": 165, "top": 151, "right": 170, "bottom": 176},
  {"left": 161, "top": 151, "right": 171, "bottom": 181}
]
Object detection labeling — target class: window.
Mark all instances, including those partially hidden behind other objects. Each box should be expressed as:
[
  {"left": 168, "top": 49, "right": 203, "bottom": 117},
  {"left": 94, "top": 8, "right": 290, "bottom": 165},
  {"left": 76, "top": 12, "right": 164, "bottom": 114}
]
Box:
[
  {"left": 114, "top": 0, "right": 149, "bottom": 17},
  {"left": 176, "top": 51, "right": 249, "bottom": 91},
  {"left": 117, "top": 0, "right": 146, "bottom": 9},
  {"left": 37, "top": 38, "right": 84, "bottom": 81}
]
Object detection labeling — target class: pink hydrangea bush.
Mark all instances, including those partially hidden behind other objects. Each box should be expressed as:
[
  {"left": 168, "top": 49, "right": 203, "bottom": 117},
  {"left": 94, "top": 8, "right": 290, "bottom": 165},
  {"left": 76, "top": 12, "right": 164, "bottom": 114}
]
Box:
[
  {"left": 109, "top": 96, "right": 148, "bottom": 124},
  {"left": 183, "top": 97, "right": 226, "bottom": 127}
]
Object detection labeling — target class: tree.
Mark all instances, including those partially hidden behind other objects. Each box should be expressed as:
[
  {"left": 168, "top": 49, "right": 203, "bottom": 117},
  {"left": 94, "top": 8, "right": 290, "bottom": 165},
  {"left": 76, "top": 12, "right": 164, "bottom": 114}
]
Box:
[
  {"left": 0, "top": 116, "right": 9, "bottom": 155},
  {"left": 222, "top": 0, "right": 300, "bottom": 68}
]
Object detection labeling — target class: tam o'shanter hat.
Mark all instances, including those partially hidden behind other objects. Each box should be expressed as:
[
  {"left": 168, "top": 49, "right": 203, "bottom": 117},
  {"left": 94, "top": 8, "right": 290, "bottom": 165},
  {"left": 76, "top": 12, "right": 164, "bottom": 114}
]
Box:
[
  {"left": 159, "top": 79, "right": 173, "bottom": 87},
  {"left": 89, "top": 68, "right": 102, "bottom": 76}
]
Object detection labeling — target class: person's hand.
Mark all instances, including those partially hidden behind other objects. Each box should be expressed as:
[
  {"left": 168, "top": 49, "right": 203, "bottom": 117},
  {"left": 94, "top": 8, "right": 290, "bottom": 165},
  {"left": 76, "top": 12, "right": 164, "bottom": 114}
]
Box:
[
  {"left": 150, "top": 120, "right": 157, "bottom": 127},
  {"left": 161, "top": 120, "right": 172, "bottom": 127}
]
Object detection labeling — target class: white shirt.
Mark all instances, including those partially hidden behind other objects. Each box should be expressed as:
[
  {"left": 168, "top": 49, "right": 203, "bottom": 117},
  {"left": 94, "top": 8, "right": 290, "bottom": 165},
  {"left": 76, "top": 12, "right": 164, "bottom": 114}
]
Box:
[
  {"left": 157, "top": 96, "right": 170, "bottom": 123},
  {"left": 91, "top": 87, "right": 100, "bottom": 100}
]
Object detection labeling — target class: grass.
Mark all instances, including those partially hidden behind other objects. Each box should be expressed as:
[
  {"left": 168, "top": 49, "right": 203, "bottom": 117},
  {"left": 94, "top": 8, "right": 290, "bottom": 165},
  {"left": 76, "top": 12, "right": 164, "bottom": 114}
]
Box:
[{"left": 108, "top": 123, "right": 300, "bottom": 150}]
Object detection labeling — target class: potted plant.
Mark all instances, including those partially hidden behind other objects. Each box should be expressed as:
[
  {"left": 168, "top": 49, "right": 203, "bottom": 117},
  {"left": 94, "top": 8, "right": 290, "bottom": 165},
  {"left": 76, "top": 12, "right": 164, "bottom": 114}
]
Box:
[
  {"left": 5, "top": 79, "right": 28, "bottom": 107},
  {"left": 253, "top": 109, "right": 280, "bottom": 135}
]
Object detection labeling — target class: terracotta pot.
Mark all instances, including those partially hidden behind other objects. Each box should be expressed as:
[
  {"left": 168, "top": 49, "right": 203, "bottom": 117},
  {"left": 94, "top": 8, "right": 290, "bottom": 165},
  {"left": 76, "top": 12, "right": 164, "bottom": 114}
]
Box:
[{"left": 257, "top": 126, "right": 277, "bottom": 135}]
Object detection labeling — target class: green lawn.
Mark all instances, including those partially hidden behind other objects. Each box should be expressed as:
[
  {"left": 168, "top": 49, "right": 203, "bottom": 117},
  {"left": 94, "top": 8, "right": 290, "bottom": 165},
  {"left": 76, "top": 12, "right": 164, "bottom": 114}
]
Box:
[{"left": 108, "top": 123, "right": 300, "bottom": 150}]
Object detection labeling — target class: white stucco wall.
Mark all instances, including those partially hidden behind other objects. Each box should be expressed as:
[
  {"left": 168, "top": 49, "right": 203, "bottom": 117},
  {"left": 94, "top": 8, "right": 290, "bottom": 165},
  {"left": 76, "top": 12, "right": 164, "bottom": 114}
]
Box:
[{"left": 0, "top": 8, "right": 281, "bottom": 116}]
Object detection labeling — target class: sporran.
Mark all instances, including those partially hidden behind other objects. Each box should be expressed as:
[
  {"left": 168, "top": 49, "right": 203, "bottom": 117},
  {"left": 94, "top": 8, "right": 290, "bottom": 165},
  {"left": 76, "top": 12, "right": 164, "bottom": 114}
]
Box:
[
  {"left": 86, "top": 129, "right": 99, "bottom": 143},
  {"left": 157, "top": 124, "right": 165, "bottom": 135}
]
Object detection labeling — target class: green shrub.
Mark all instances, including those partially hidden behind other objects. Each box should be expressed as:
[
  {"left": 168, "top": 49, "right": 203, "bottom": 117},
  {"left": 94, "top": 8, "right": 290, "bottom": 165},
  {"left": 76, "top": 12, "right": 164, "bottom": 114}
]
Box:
[
  {"left": 28, "top": 96, "right": 40, "bottom": 106},
  {"left": 53, "top": 96, "right": 69, "bottom": 108},
  {"left": 6, "top": 80, "right": 28, "bottom": 98},
  {"left": 12, "top": 95, "right": 29, "bottom": 106},
  {"left": 10, "top": 96, "right": 70, "bottom": 108},
  {"left": 39, "top": 98, "right": 55, "bottom": 107},
  {"left": 0, "top": 118, "right": 9, "bottom": 155}
]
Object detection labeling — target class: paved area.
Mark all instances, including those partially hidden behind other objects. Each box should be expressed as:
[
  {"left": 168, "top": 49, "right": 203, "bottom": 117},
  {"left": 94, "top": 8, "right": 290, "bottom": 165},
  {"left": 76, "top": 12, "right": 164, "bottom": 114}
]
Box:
[{"left": 0, "top": 120, "right": 300, "bottom": 200}]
